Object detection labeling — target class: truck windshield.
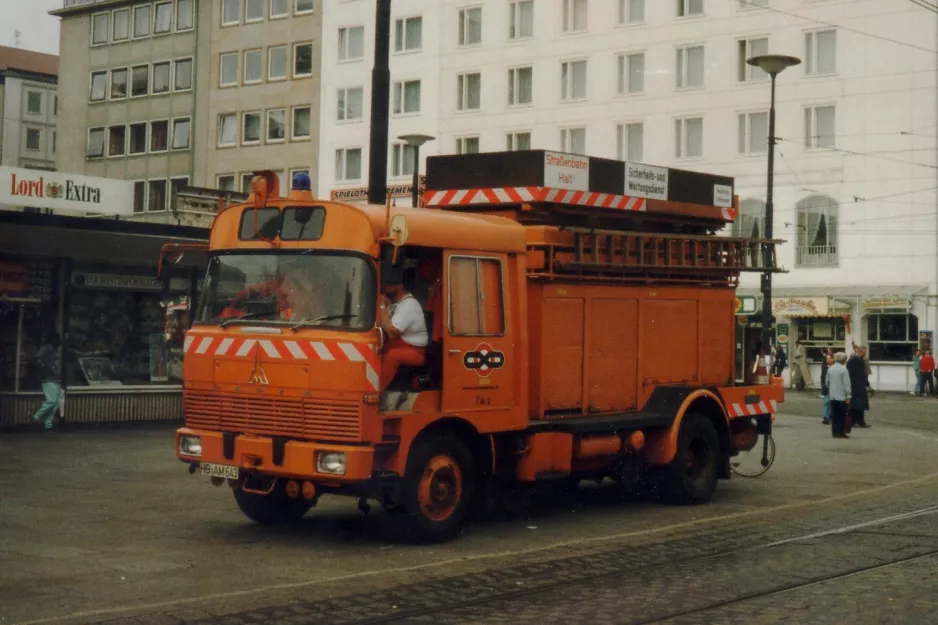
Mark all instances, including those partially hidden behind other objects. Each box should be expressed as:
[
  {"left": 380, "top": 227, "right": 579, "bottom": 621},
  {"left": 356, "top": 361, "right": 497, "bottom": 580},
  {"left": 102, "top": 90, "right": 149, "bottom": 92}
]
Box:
[{"left": 196, "top": 252, "right": 376, "bottom": 330}]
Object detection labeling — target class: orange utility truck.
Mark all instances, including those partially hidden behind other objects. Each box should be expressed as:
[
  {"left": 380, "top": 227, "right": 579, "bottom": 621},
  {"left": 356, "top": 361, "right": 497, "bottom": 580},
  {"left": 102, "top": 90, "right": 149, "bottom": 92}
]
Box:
[{"left": 171, "top": 151, "right": 784, "bottom": 542}]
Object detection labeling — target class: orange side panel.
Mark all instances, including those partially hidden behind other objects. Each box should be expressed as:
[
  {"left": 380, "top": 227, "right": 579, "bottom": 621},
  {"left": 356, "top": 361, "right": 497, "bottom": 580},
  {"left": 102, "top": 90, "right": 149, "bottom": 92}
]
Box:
[
  {"left": 542, "top": 297, "right": 585, "bottom": 412},
  {"left": 516, "top": 432, "right": 574, "bottom": 481},
  {"left": 641, "top": 299, "right": 699, "bottom": 388},
  {"left": 587, "top": 298, "right": 638, "bottom": 412},
  {"left": 698, "top": 296, "right": 734, "bottom": 387}
]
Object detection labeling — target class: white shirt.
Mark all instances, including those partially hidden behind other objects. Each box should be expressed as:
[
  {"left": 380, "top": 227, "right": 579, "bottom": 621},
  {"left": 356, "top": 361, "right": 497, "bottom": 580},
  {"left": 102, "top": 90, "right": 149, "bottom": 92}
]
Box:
[{"left": 389, "top": 294, "right": 428, "bottom": 347}]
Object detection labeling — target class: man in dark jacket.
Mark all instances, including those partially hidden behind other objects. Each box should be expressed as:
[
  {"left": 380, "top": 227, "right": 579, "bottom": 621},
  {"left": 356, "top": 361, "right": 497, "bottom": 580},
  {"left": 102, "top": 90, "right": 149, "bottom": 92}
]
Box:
[{"left": 846, "top": 345, "right": 871, "bottom": 429}]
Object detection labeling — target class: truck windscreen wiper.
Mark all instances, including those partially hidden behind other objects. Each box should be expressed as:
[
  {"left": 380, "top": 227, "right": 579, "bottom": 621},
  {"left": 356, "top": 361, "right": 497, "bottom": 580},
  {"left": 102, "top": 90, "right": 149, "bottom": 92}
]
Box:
[
  {"left": 289, "top": 314, "right": 358, "bottom": 331},
  {"left": 218, "top": 310, "right": 280, "bottom": 327}
]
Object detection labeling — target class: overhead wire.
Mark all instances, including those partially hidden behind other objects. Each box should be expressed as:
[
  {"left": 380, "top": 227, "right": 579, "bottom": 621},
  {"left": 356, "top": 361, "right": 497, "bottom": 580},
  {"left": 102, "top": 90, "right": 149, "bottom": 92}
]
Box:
[{"left": 776, "top": 138, "right": 938, "bottom": 170}]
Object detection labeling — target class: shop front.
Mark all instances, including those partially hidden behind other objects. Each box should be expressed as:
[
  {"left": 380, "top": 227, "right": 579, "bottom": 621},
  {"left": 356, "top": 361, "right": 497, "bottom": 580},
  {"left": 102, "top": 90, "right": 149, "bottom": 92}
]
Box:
[
  {"left": 0, "top": 210, "right": 207, "bottom": 426},
  {"left": 737, "top": 285, "right": 932, "bottom": 392}
]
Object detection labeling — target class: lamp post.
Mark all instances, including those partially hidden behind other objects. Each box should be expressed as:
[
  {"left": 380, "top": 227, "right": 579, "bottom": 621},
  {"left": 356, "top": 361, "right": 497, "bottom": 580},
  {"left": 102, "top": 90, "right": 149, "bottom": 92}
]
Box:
[
  {"left": 397, "top": 134, "right": 435, "bottom": 207},
  {"left": 746, "top": 54, "right": 800, "bottom": 369}
]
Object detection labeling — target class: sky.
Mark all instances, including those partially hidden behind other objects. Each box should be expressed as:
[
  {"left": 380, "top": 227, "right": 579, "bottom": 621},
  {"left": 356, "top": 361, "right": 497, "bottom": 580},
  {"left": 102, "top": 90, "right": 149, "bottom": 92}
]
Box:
[{"left": 0, "top": 0, "right": 62, "bottom": 55}]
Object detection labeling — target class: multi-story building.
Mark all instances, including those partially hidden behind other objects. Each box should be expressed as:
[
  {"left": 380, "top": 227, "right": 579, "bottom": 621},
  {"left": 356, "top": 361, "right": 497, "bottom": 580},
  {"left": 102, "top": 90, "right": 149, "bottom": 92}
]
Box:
[
  {"left": 0, "top": 46, "right": 59, "bottom": 178},
  {"left": 53, "top": 0, "right": 324, "bottom": 224},
  {"left": 318, "top": 0, "right": 937, "bottom": 391}
]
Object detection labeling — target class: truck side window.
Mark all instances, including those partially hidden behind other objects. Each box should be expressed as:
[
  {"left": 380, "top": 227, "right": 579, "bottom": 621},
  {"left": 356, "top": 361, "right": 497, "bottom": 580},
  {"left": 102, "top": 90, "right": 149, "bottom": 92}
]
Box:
[{"left": 449, "top": 256, "right": 505, "bottom": 336}]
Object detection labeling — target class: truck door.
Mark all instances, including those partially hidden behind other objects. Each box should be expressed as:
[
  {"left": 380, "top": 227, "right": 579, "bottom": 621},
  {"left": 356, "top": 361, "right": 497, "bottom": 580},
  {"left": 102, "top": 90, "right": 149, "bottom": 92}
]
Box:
[{"left": 441, "top": 253, "right": 514, "bottom": 414}]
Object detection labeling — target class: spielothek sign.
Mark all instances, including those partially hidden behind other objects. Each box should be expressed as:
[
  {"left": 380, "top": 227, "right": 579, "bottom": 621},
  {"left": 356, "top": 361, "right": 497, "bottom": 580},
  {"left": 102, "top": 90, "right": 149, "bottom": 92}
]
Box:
[{"left": 0, "top": 166, "right": 134, "bottom": 216}]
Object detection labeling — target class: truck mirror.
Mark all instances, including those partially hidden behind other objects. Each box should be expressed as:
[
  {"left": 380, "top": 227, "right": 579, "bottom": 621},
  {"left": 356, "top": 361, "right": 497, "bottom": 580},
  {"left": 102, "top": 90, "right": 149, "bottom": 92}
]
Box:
[
  {"left": 380, "top": 244, "right": 404, "bottom": 286},
  {"left": 389, "top": 214, "right": 409, "bottom": 247}
]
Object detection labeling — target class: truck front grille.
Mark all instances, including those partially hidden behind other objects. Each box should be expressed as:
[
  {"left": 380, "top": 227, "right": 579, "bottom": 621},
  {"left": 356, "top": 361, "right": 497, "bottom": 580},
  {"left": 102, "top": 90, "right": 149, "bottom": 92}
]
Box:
[{"left": 184, "top": 392, "right": 362, "bottom": 442}]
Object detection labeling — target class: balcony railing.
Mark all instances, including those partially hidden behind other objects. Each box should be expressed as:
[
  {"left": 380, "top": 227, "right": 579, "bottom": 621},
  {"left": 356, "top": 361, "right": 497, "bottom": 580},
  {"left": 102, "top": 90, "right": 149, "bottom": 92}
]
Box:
[
  {"left": 63, "top": 0, "right": 107, "bottom": 8},
  {"left": 796, "top": 244, "right": 838, "bottom": 267}
]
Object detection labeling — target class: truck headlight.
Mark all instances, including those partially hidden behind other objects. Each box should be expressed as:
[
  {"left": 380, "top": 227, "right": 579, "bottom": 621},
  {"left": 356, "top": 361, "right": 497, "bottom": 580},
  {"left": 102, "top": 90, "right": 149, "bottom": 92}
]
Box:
[
  {"left": 179, "top": 435, "right": 202, "bottom": 457},
  {"left": 316, "top": 452, "right": 347, "bottom": 475}
]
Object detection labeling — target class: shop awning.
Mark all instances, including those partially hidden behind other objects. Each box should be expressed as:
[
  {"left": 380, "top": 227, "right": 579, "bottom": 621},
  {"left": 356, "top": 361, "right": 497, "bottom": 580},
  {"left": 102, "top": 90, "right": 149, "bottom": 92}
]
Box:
[{"left": 736, "top": 285, "right": 930, "bottom": 316}]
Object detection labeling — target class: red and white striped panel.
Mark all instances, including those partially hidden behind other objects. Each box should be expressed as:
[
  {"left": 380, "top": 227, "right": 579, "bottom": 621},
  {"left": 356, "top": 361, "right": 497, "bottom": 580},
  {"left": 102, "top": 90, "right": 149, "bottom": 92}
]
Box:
[
  {"left": 423, "top": 187, "right": 646, "bottom": 212},
  {"left": 721, "top": 206, "right": 738, "bottom": 222},
  {"left": 540, "top": 188, "right": 646, "bottom": 211},
  {"left": 183, "top": 335, "right": 380, "bottom": 391},
  {"left": 728, "top": 399, "right": 778, "bottom": 417}
]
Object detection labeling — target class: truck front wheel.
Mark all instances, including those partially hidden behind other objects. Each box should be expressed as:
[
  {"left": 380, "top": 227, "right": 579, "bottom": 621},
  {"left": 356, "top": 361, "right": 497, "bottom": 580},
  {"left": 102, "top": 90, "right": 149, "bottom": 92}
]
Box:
[
  {"left": 400, "top": 436, "right": 476, "bottom": 543},
  {"left": 662, "top": 413, "right": 720, "bottom": 505},
  {"left": 233, "top": 482, "right": 313, "bottom": 525}
]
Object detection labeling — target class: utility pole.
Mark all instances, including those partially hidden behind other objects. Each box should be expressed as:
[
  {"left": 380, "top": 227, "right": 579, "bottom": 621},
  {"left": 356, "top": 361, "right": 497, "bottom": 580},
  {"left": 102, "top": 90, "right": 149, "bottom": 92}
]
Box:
[{"left": 367, "top": 0, "right": 391, "bottom": 206}]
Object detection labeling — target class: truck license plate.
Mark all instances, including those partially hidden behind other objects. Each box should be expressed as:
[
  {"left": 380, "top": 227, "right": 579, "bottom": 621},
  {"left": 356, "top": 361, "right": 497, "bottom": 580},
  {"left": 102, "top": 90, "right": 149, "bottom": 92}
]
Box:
[{"left": 200, "top": 463, "right": 239, "bottom": 479}]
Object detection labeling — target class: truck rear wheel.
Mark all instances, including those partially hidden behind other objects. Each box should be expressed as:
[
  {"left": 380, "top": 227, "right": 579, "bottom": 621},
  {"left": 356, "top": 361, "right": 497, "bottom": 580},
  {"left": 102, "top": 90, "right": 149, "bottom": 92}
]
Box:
[
  {"left": 662, "top": 413, "right": 720, "bottom": 505},
  {"left": 233, "top": 482, "right": 313, "bottom": 525},
  {"left": 400, "top": 436, "right": 475, "bottom": 543}
]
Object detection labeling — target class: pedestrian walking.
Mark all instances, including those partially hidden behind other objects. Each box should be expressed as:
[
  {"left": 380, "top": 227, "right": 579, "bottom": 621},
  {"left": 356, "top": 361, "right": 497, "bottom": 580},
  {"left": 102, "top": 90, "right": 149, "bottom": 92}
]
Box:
[
  {"left": 827, "top": 352, "right": 852, "bottom": 439},
  {"left": 846, "top": 345, "right": 871, "bottom": 429},
  {"left": 821, "top": 353, "right": 834, "bottom": 425},
  {"left": 772, "top": 343, "right": 787, "bottom": 378},
  {"left": 912, "top": 349, "right": 922, "bottom": 395},
  {"left": 920, "top": 349, "right": 936, "bottom": 396},
  {"left": 30, "top": 332, "right": 62, "bottom": 431},
  {"left": 790, "top": 340, "right": 812, "bottom": 391}
]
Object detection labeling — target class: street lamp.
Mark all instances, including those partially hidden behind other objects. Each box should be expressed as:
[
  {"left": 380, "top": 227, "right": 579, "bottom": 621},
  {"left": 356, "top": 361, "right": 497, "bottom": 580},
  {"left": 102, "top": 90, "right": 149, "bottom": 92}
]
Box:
[
  {"left": 397, "top": 133, "right": 435, "bottom": 208},
  {"left": 746, "top": 54, "right": 800, "bottom": 372}
]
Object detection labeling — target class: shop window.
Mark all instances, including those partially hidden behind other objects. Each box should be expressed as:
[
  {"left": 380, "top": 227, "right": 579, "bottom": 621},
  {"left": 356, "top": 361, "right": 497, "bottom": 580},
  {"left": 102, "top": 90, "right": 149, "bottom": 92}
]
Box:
[
  {"left": 0, "top": 258, "right": 59, "bottom": 393},
  {"left": 448, "top": 257, "right": 505, "bottom": 336},
  {"left": 796, "top": 317, "right": 846, "bottom": 362},
  {"left": 868, "top": 313, "right": 918, "bottom": 362}
]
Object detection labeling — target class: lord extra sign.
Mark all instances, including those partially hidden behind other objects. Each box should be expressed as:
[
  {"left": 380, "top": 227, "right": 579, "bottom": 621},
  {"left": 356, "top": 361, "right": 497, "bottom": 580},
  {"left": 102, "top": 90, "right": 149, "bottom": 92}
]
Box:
[{"left": 0, "top": 166, "right": 134, "bottom": 216}]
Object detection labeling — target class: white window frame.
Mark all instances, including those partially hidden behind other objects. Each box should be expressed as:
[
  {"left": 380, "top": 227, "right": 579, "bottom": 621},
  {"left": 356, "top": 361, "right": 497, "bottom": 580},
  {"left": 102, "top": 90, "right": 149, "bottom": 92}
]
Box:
[
  {"left": 128, "top": 121, "right": 148, "bottom": 155},
  {"left": 293, "top": 42, "right": 314, "bottom": 77},
  {"left": 458, "top": 7, "right": 483, "bottom": 47},
  {"left": 130, "top": 64, "right": 150, "bottom": 98},
  {"left": 335, "top": 147, "right": 363, "bottom": 182},
  {"left": 242, "top": 111, "right": 263, "bottom": 145},
  {"left": 738, "top": 36, "right": 769, "bottom": 82},
  {"left": 270, "top": 0, "right": 290, "bottom": 19},
  {"left": 391, "top": 143, "right": 416, "bottom": 178},
  {"left": 617, "top": 52, "right": 645, "bottom": 95},
  {"left": 218, "top": 113, "right": 238, "bottom": 147},
  {"left": 107, "top": 124, "right": 127, "bottom": 158},
  {"left": 506, "top": 131, "right": 532, "bottom": 151},
  {"left": 217, "top": 174, "right": 236, "bottom": 191},
  {"left": 243, "top": 49, "right": 264, "bottom": 84},
  {"left": 676, "top": 44, "right": 705, "bottom": 89},
  {"left": 220, "top": 52, "right": 240, "bottom": 87},
  {"left": 561, "top": 0, "right": 588, "bottom": 33},
  {"left": 337, "top": 86, "right": 364, "bottom": 121},
  {"left": 338, "top": 26, "right": 366, "bottom": 62},
  {"left": 456, "top": 136, "right": 481, "bottom": 154},
  {"left": 109, "top": 68, "right": 127, "bottom": 100},
  {"left": 240, "top": 173, "right": 255, "bottom": 194},
  {"left": 393, "top": 79, "right": 422, "bottom": 115},
  {"left": 674, "top": 116, "right": 704, "bottom": 159},
  {"left": 171, "top": 117, "right": 191, "bottom": 150},
  {"left": 292, "top": 106, "right": 312, "bottom": 140},
  {"left": 153, "top": 1, "right": 173, "bottom": 35},
  {"left": 133, "top": 4, "right": 151, "bottom": 38},
  {"left": 176, "top": 0, "right": 195, "bottom": 31},
  {"left": 295, "top": 0, "right": 315, "bottom": 15},
  {"left": 508, "top": 66, "right": 533, "bottom": 106},
  {"left": 90, "top": 71, "right": 108, "bottom": 102},
  {"left": 677, "top": 0, "right": 705, "bottom": 18},
  {"left": 147, "top": 179, "right": 169, "bottom": 212},
  {"left": 221, "top": 0, "right": 241, "bottom": 26},
  {"left": 268, "top": 45, "right": 288, "bottom": 80},
  {"left": 618, "top": 0, "right": 645, "bottom": 25},
  {"left": 149, "top": 119, "right": 170, "bottom": 153},
  {"left": 87, "top": 127, "right": 106, "bottom": 158},
  {"left": 91, "top": 12, "right": 110, "bottom": 46},
  {"left": 737, "top": 111, "right": 768, "bottom": 154},
  {"left": 151, "top": 60, "right": 172, "bottom": 95},
  {"left": 457, "top": 72, "right": 482, "bottom": 111},
  {"left": 112, "top": 8, "right": 130, "bottom": 41},
  {"left": 560, "top": 60, "right": 588, "bottom": 101},
  {"left": 245, "top": 0, "right": 266, "bottom": 23},
  {"left": 805, "top": 29, "right": 837, "bottom": 75},
  {"left": 616, "top": 121, "right": 644, "bottom": 162},
  {"left": 170, "top": 177, "right": 191, "bottom": 205},
  {"left": 804, "top": 105, "right": 836, "bottom": 149},
  {"left": 560, "top": 127, "right": 586, "bottom": 154},
  {"left": 25, "top": 90, "right": 43, "bottom": 116},
  {"left": 25, "top": 127, "right": 42, "bottom": 152},
  {"left": 509, "top": 1, "right": 534, "bottom": 40},
  {"left": 174, "top": 58, "right": 194, "bottom": 91},
  {"left": 394, "top": 16, "right": 423, "bottom": 53},
  {"left": 266, "top": 108, "right": 287, "bottom": 143}
]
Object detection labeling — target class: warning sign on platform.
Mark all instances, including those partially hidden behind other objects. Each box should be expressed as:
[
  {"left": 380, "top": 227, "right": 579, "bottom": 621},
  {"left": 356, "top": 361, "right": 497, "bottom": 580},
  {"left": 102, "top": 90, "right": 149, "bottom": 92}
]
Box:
[
  {"left": 625, "top": 162, "right": 668, "bottom": 200},
  {"left": 544, "top": 152, "right": 589, "bottom": 191}
]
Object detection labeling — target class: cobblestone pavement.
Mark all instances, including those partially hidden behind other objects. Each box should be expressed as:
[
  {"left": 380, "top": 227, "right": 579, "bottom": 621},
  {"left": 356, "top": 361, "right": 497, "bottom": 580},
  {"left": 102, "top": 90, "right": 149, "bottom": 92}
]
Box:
[{"left": 2, "top": 414, "right": 938, "bottom": 625}]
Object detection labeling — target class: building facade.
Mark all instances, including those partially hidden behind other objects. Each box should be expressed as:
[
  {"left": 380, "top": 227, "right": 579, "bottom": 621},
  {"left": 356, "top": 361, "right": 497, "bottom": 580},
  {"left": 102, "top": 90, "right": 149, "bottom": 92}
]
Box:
[
  {"left": 0, "top": 47, "right": 59, "bottom": 178},
  {"left": 53, "top": 0, "right": 324, "bottom": 224},
  {"left": 317, "top": 0, "right": 937, "bottom": 391}
]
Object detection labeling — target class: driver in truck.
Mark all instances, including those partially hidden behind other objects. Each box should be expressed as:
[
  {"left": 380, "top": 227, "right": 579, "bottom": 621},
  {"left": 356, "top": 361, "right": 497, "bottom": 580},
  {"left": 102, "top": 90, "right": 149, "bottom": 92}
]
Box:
[{"left": 377, "top": 276, "right": 428, "bottom": 392}]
